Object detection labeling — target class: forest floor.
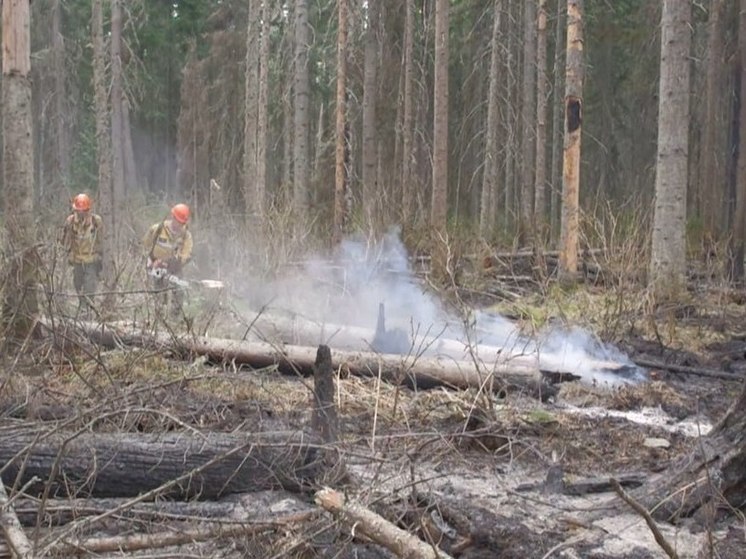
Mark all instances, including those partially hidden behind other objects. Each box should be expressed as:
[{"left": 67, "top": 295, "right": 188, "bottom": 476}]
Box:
[{"left": 3, "top": 251, "right": 746, "bottom": 558}]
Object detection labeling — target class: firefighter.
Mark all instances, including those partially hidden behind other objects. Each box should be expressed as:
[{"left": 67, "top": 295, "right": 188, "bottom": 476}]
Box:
[
  {"left": 62, "top": 193, "right": 103, "bottom": 313},
  {"left": 143, "top": 203, "right": 193, "bottom": 316}
]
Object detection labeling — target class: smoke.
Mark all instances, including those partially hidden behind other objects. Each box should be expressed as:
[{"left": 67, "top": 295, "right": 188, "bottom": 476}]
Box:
[{"left": 244, "top": 229, "right": 647, "bottom": 388}]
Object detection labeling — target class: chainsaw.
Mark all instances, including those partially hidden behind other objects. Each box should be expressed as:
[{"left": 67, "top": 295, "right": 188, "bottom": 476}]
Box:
[{"left": 148, "top": 265, "right": 224, "bottom": 290}]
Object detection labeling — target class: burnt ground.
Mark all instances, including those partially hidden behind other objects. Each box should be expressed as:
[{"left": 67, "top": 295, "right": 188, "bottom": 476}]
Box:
[{"left": 2, "top": 269, "right": 746, "bottom": 558}]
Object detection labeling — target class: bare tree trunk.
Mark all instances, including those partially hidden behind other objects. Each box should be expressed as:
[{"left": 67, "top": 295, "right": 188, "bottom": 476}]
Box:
[
  {"left": 699, "top": 0, "right": 725, "bottom": 244},
  {"left": 52, "top": 0, "right": 69, "bottom": 195},
  {"left": 92, "top": 0, "right": 114, "bottom": 290},
  {"left": 504, "top": 0, "right": 517, "bottom": 231},
  {"left": 1, "top": 0, "right": 39, "bottom": 342},
  {"left": 534, "top": 0, "right": 548, "bottom": 241},
  {"left": 650, "top": 0, "right": 692, "bottom": 299},
  {"left": 244, "top": 0, "right": 260, "bottom": 219},
  {"left": 520, "top": 0, "right": 537, "bottom": 243},
  {"left": 549, "top": 0, "right": 565, "bottom": 246},
  {"left": 256, "top": 0, "right": 270, "bottom": 219},
  {"left": 362, "top": 0, "right": 380, "bottom": 230},
  {"left": 122, "top": 97, "right": 138, "bottom": 193},
  {"left": 110, "top": 0, "right": 125, "bottom": 251},
  {"left": 731, "top": 0, "right": 746, "bottom": 281},
  {"left": 480, "top": 1, "right": 503, "bottom": 239},
  {"left": 401, "top": 0, "right": 415, "bottom": 225},
  {"left": 293, "top": 0, "right": 311, "bottom": 217},
  {"left": 431, "top": 0, "right": 449, "bottom": 232},
  {"left": 333, "top": 0, "right": 349, "bottom": 245},
  {"left": 558, "top": 0, "right": 584, "bottom": 283}
]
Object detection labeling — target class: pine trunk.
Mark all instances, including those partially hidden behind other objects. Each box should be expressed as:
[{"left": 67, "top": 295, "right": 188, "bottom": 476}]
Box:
[
  {"left": 110, "top": 0, "right": 125, "bottom": 251},
  {"left": 52, "top": 0, "right": 69, "bottom": 195},
  {"left": 534, "top": 0, "right": 548, "bottom": 241},
  {"left": 92, "top": 0, "right": 114, "bottom": 292},
  {"left": 1, "top": 0, "right": 38, "bottom": 342},
  {"left": 256, "top": 0, "right": 270, "bottom": 219},
  {"left": 558, "top": 0, "right": 584, "bottom": 283},
  {"left": 549, "top": 0, "right": 565, "bottom": 245},
  {"left": 401, "top": 0, "right": 415, "bottom": 224},
  {"left": 520, "top": 0, "right": 537, "bottom": 243},
  {"left": 731, "top": 0, "right": 746, "bottom": 281},
  {"left": 362, "top": 1, "right": 379, "bottom": 229},
  {"left": 649, "top": 0, "right": 691, "bottom": 298},
  {"left": 333, "top": 0, "right": 349, "bottom": 245},
  {"left": 244, "top": 0, "right": 260, "bottom": 218},
  {"left": 293, "top": 0, "right": 311, "bottom": 217},
  {"left": 431, "top": 0, "right": 449, "bottom": 232}
]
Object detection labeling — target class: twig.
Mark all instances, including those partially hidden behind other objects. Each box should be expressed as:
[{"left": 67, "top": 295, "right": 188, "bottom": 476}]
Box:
[
  {"left": 0, "top": 482, "right": 34, "bottom": 559},
  {"left": 610, "top": 478, "right": 678, "bottom": 559}
]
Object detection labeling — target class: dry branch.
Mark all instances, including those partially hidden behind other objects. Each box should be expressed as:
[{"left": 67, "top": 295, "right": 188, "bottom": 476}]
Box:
[
  {"left": 0, "top": 482, "right": 33, "bottom": 559},
  {"left": 0, "top": 430, "right": 326, "bottom": 500},
  {"left": 50, "top": 509, "right": 317, "bottom": 557},
  {"left": 315, "top": 488, "right": 454, "bottom": 559}
]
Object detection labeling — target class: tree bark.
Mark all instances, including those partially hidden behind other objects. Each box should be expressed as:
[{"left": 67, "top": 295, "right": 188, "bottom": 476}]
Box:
[
  {"left": 401, "top": 0, "right": 415, "bottom": 224},
  {"left": 256, "top": 0, "right": 270, "bottom": 220},
  {"left": 333, "top": 0, "right": 349, "bottom": 245},
  {"left": 649, "top": 0, "right": 691, "bottom": 299},
  {"left": 699, "top": 0, "right": 725, "bottom": 243},
  {"left": 92, "top": 0, "right": 115, "bottom": 296},
  {"left": 51, "top": 0, "right": 69, "bottom": 196},
  {"left": 315, "top": 488, "right": 454, "bottom": 559},
  {"left": 431, "top": 0, "right": 449, "bottom": 232},
  {"left": 480, "top": 0, "right": 503, "bottom": 239},
  {"left": 311, "top": 345, "right": 339, "bottom": 444},
  {"left": 244, "top": 0, "right": 260, "bottom": 219},
  {"left": 625, "top": 383, "right": 746, "bottom": 523},
  {"left": 0, "top": 431, "right": 325, "bottom": 499},
  {"left": 1, "top": 0, "right": 39, "bottom": 342},
  {"left": 362, "top": 0, "right": 380, "bottom": 230},
  {"left": 293, "top": 0, "right": 311, "bottom": 216},
  {"left": 549, "top": 0, "right": 565, "bottom": 245},
  {"left": 534, "top": 0, "right": 548, "bottom": 241},
  {"left": 558, "top": 0, "right": 584, "bottom": 283},
  {"left": 52, "top": 320, "right": 549, "bottom": 396},
  {"left": 731, "top": 0, "right": 746, "bottom": 281},
  {"left": 520, "top": 0, "right": 537, "bottom": 243},
  {"left": 110, "top": 0, "right": 125, "bottom": 250}
]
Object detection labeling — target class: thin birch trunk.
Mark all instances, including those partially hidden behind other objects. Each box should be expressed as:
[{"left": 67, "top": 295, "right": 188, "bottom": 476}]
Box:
[
  {"left": 534, "top": 0, "right": 548, "bottom": 241},
  {"left": 401, "top": 0, "right": 415, "bottom": 224}
]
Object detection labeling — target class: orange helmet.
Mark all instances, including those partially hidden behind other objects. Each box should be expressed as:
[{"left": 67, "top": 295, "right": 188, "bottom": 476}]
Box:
[
  {"left": 171, "top": 203, "right": 190, "bottom": 224},
  {"left": 72, "top": 193, "right": 91, "bottom": 211}
]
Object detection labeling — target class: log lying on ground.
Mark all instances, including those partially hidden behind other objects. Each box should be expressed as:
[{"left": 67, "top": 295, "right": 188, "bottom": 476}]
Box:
[
  {"left": 45, "top": 319, "right": 552, "bottom": 396},
  {"left": 246, "top": 310, "right": 639, "bottom": 382},
  {"left": 0, "top": 430, "right": 326, "bottom": 499}
]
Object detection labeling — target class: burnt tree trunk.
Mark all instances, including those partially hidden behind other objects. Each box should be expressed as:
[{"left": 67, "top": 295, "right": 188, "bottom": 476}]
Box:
[
  {"left": 629, "top": 384, "right": 746, "bottom": 522},
  {"left": 0, "top": 431, "right": 325, "bottom": 499},
  {"left": 311, "top": 345, "right": 339, "bottom": 444}
]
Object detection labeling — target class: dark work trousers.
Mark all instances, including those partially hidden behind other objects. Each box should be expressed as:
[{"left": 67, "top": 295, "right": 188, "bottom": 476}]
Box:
[
  {"left": 149, "top": 273, "right": 185, "bottom": 318},
  {"left": 72, "top": 262, "right": 100, "bottom": 312}
]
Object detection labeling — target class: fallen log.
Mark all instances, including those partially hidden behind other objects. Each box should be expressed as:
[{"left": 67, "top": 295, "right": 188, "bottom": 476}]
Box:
[
  {"left": 242, "top": 310, "right": 636, "bottom": 382},
  {"left": 0, "top": 430, "right": 325, "bottom": 500},
  {"left": 44, "top": 319, "right": 551, "bottom": 396}
]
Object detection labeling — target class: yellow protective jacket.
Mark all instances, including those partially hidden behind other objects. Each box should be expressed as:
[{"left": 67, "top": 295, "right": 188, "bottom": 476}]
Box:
[
  {"left": 143, "top": 219, "right": 193, "bottom": 265},
  {"left": 63, "top": 213, "right": 103, "bottom": 264}
]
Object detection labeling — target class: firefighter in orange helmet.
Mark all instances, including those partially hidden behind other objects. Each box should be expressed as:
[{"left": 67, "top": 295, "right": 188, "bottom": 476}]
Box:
[
  {"left": 143, "top": 203, "right": 193, "bottom": 316},
  {"left": 62, "top": 193, "right": 103, "bottom": 313}
]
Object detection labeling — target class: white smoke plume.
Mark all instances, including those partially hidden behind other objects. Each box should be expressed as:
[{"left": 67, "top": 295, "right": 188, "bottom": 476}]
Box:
[{"left": 242, "top": 229, "right": 646, "bottom": 388}]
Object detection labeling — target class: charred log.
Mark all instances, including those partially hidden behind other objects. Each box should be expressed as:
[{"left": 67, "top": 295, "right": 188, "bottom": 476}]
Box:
[{"left": 0, "top": 430, "right": 327, "bottom": 499}]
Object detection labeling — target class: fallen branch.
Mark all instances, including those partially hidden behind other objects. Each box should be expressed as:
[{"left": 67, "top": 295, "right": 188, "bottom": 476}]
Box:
[
  {"left": 315, "top": 488, "right": 454, "bottom": 559},
  {"left": 52, "top": 509, "right": 317, "bottom": 557},
  {"left": 610, "top": 478, "right": 678, "bottom": 559},
  {"left": 633, "top": 358, "right": 743, "bottom": 381},
  {"left": 0, "top": 482, "right": 33, "bottom": 559}
]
